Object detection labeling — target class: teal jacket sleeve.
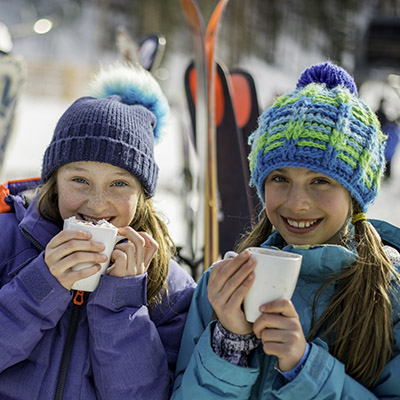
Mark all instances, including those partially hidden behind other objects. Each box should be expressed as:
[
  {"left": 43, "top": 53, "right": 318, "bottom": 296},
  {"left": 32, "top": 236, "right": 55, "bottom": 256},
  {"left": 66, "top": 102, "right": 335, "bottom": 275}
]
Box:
[
  {"left": 171, "top": 269, "right": 261, "bottom": 399},
  {"left": 270, "top": 337, "right": 400, "bottom": 399}
]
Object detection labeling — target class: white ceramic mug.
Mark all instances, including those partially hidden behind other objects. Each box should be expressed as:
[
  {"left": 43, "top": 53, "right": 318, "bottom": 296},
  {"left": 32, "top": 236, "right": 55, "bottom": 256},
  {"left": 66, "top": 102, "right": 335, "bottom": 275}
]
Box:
[
  {"left": 63, "top": 217, "right": 124, "bottom": 292},
  {"left": 224, "top": 247, "right": 302, "bottom": 322}
]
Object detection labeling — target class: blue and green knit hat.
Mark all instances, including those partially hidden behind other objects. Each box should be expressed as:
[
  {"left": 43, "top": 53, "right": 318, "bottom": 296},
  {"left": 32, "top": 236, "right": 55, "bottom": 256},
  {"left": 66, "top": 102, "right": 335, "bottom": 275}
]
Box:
[{"left": 248, "top": 62, "right": 386, "bottom": 212}]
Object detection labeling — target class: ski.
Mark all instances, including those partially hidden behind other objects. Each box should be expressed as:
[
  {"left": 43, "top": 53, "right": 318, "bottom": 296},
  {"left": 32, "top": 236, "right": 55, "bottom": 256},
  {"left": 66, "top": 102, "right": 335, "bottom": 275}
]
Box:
[
  {"left": 185, "top": 60, "right": 258, "bottom": 257},
  {"left": 214, "top": 61, "right": 253, "bottom": 255},
  {"left": 204, "top": 0, "right": 228, "bottom": 268},
  {"left": 116, "top": 27, "right": 166, "bottom": 73},
  {"left": 0, "top": 29, "right": 27, "bottom": 178},
  {"left": 137, "top": 33, "right": 166, "bottom": 73},
  {"left": 180, "top": 0, "right": 207, "bottom": 273},
  {"left": 229, "top": 68, "right": 260, "bottom": 226},
  {"left": 181, "top": 0, "right": 228, "bottom": 270},
  {"left": 116, "top": 26, "right": 140, "bottom": 64}
]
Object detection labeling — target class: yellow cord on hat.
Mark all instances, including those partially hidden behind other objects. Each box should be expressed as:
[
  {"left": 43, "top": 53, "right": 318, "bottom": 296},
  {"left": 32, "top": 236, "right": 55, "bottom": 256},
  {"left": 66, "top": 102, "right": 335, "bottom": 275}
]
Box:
[{"left": 351, "top": 213, "right": 367, "bottom": 225}]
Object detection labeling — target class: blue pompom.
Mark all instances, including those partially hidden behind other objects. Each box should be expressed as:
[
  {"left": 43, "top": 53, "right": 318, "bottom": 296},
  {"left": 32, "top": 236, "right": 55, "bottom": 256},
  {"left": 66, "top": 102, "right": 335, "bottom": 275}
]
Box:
[
  {"left": 91, "top": 62, "right": 169, "bottom": 142},
  {"left": 296, "top": 62, "right": 358, "bottom": 96}
]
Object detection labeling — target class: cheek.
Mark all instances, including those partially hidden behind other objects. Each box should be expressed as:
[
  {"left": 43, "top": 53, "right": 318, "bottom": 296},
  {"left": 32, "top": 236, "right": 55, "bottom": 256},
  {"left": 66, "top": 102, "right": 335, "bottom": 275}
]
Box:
[
  {"left": 319, "top": 191, "right": 351, "bottom": 217},
  {"left": 264, "top": 193, "right": 282, "bottom": 224},
  {"left": 264, "top": 190, "right": 280, "bottom": 211},
  {"left": 115, "top": 194, "right": 140, "bottom": 222},
  {"left": 57, "top": 190, "right": 83, "bottom": 218},
  {"left": 126, "top": 199, "right": 139, "bottom": 217}
]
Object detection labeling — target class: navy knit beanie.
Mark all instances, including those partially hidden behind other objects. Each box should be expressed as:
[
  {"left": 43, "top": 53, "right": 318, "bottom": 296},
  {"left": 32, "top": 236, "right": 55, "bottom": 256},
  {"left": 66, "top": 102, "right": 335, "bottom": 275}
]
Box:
[
  {"left": 249, "top": 62, "right": 386, "bottom": 212},
  {"left": 41, "top": 62, "right": 169, "bottom": 197}
]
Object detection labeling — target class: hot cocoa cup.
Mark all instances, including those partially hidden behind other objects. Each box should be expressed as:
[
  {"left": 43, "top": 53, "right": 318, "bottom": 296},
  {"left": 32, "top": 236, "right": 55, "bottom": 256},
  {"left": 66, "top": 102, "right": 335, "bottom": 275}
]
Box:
[
  {"left": 63, "top": 217, "right": 124, "bottom": 292},
  {"left": 224, "top": 247, "right": 302, "bottom": 322}
]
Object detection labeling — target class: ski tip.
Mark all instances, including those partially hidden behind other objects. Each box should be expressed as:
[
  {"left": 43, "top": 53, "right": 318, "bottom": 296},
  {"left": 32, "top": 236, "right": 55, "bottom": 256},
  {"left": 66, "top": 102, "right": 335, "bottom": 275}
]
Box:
[
  {"left": 296, "top": 61, "right": 358, "bottom": 96},
  {"left": 115, "top": 26, "right": 140, "bottom": 64},
  {"left": 0, "top": 22, "right": 13, "bottom": 54},
  {"left": 90, "top": 61, "right": 169, "bottom": 142}
]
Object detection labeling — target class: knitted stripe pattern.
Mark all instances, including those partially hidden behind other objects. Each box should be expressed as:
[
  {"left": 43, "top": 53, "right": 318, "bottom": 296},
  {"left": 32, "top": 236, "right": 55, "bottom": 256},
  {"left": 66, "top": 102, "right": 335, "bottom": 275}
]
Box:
[{"left": 249, "top": 82, "right": 386, "bottom": 211}]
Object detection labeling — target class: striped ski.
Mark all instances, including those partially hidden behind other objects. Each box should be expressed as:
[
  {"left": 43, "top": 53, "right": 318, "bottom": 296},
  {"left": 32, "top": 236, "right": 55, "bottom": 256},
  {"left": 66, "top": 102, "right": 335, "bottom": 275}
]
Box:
[
  {"left": 185, "top": 61, "right": 256, "bottom": 257},
  {"left": 180, "top": 0, "right": 229, "bottom": 270}
]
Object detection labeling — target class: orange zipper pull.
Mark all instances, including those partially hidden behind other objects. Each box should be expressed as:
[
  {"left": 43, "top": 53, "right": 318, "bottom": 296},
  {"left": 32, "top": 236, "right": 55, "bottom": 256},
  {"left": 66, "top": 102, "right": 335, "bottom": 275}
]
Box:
[{"left": 73, "top": 290, "right": 85, "bottom": 305}]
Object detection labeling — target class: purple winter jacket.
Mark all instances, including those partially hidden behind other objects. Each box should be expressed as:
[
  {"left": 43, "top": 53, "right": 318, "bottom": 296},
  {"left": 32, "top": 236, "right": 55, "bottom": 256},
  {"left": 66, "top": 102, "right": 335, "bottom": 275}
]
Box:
[{"left": 0, "top": 186, "right": 196, "bottom": 399}]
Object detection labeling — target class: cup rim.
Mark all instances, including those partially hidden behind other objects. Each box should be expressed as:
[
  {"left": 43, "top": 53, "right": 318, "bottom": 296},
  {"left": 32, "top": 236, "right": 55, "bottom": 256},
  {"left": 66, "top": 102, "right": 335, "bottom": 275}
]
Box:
[{"left": 247, "top": 247, "right": 302, "bottom": 260}]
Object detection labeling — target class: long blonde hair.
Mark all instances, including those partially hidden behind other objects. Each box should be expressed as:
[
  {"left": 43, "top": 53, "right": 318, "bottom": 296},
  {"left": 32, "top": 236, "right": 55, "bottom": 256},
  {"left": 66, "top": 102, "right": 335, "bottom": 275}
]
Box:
[
  {"left": 235, "top": 201, "right": 399, "bottom": 387},
  {"left": 37, "top": 174, "right": 174, "bottom": 309}
]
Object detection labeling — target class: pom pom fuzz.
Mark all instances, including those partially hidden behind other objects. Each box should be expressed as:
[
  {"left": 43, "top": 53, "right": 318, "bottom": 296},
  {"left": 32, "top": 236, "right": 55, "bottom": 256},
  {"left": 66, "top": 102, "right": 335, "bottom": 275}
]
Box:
[
  {"left": 90, "top": 62, "right": 169, "bottom": 142},
  {"left": 296, "top": 62, "right": 358, "bottom": 96}
]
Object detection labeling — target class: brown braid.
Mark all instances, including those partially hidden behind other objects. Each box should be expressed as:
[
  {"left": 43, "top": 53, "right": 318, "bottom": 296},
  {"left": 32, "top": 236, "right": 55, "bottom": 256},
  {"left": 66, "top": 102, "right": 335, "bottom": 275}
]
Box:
[{"left": 307, "top": 200, "right": 399, "bottom": 386}]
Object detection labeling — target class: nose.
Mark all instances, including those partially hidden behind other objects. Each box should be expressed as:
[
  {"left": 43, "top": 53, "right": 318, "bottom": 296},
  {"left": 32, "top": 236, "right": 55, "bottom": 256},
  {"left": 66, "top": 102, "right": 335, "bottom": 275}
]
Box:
[
  {"left": 86, "top": 187, "right": 109, "bottom": 214},
  {"left": 285, "top": 183, "right": 311, "bottom": 212}
]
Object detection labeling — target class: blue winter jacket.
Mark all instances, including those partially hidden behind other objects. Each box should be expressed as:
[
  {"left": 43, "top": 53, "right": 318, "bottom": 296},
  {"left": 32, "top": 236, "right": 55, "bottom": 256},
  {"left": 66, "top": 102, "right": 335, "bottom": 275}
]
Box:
[
  {"left": 172, "top": 220, "right": 400, "bottom": 399},
  {"left": 0, "top": 181, "right": 196, "bottom": 399}
]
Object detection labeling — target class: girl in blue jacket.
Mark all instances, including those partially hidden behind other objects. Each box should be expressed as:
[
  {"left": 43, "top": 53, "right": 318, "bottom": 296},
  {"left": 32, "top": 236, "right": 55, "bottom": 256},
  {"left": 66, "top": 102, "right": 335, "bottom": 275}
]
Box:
[
  {"left": 172, "top": 62, "right": 400, "bottom": 399},
  {"left": 0, "top": 62, "right": 196, "bottom": 399}
]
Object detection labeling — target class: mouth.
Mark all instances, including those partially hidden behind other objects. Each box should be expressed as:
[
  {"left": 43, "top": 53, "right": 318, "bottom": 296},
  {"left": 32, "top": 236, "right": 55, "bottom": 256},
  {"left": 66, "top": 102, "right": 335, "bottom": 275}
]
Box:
[{"left": 283, "top": 217, "right": 322, "bottom": 232}]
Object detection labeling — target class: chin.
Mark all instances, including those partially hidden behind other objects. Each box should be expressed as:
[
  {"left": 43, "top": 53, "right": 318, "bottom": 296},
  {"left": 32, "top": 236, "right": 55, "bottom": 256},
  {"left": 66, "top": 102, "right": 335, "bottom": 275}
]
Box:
[{"left": 283, "top": 234, "right": 320, "bottom": 246}]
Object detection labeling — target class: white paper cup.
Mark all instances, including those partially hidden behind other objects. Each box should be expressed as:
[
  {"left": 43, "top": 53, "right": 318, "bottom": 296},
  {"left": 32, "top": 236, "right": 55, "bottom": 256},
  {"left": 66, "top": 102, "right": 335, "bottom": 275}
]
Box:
[
  {"left": 224, "top": 247, "right": 302, "bottom": 322},
  {"left": 63, "top": 217, "right": 124, "bottom": 292}
]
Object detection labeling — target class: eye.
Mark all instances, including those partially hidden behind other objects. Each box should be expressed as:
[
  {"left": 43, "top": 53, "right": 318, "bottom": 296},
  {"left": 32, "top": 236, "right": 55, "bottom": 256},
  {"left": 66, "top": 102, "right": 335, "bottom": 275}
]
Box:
[
  {"left": 269, "top": 174, "right": 288, "bottom": 183},
  {"left": 311, "top": 177, "right": 330, "bottom": 185},
  {"left": 111, "top": 181, "right": 128, "bottom": 187},
  {"left": 72, "top": 177, "right": 88, "bottom": 184}
]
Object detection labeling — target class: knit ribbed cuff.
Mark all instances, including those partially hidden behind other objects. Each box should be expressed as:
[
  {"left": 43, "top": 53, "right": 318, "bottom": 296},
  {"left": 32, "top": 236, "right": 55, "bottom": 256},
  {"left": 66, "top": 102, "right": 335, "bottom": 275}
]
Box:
[{"left": 212, "top": 321, "right": 260, "bottom": 367}]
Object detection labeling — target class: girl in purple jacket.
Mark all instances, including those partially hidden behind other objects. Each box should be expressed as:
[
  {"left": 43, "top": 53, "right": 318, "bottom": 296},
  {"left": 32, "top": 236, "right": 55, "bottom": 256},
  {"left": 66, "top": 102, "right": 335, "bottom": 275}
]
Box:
[{"left": 0, "top": 62, "right": 196, "bottom": 399}]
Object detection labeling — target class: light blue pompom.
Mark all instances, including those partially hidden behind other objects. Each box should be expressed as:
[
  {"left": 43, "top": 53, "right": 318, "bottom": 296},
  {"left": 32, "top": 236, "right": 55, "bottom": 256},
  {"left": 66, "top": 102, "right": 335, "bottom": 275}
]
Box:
[{"left": 90, "top": 62, "right": 169, "bottom": 142}]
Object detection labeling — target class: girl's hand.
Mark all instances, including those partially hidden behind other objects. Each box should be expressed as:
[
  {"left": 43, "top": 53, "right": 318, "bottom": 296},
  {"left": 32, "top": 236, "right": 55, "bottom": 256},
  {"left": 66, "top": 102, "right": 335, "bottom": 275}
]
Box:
[
  {"left": 45, "top": 230, "right": 107, "bottom": 290},
  {"left": 252, "top": 299, "right": 306, "bottom": 371},
  {"left": 108, "top": 226, "right": 158, "bottom": 277},
  {"left": 207, "top": 250, "right": 256, "bottom": 335}
]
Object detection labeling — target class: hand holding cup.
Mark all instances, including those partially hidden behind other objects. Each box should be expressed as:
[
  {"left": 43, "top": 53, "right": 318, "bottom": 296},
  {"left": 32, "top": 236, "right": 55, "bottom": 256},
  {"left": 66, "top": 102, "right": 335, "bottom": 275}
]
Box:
[
  {"left": 62, "top": 217, "right": 125, "bottom": 292},
  {"left": 224, "top": 247, "right": 302, "bottom": 322}
]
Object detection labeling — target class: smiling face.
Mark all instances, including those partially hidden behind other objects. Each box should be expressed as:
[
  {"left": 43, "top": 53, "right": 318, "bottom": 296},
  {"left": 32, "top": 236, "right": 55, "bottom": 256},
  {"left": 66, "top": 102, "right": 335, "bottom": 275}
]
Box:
[
  {"left": 264, "top": 167, "right": 352, "bottom": 246},
  {"left": 57, "top": 161, "right": 143, "bottom": 228}
]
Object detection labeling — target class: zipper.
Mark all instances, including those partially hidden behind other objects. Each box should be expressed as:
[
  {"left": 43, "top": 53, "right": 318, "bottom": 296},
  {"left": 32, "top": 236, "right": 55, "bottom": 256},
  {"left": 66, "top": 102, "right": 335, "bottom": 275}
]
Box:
[
  {"left": 54, "top": 290, "right": 87, "bottom": 400},
  {"left": 21, "top": 228, "right": 45, "bottom": 252},
  {"left": 20, "top": 228, "right": 86, "bottom": 399}
]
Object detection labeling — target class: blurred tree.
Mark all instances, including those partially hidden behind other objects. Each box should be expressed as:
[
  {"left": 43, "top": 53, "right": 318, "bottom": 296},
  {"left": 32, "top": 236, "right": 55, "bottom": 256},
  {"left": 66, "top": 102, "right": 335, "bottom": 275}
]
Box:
[
  {"left": 93, "top": 0, "right": 389, "bottom": 70},
  {"left": 4, "top": 0, "right": 400, "bottom": 73}
]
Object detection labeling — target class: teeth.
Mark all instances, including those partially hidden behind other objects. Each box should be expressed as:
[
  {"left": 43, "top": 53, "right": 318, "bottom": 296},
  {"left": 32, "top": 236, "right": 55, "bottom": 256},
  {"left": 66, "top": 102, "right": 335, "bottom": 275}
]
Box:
[
  {"left": 82, "top": 216, "right": 104, "bottom": 224},
  {"left": 287, "top": 218, "right": 318, "bottom": 228}
]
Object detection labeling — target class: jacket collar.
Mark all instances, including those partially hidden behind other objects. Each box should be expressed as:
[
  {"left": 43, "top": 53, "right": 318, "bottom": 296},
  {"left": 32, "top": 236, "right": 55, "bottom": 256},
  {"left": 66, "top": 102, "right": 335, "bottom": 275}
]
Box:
[
  {"left": 261, "top": 229, "right": 357, "bottom": 279},
  {"left": 12, "top": 193, "right": 61, "bottom": 250},
  {"left": 261, "top": 219, "right": 400, "bottom": 279}
]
